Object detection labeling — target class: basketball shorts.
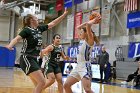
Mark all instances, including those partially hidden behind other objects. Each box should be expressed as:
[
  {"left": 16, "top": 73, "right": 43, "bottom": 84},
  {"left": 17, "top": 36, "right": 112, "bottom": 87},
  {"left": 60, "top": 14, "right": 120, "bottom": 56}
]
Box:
[
  {"left": 44, "top": 63, "right": 61, "bottom": 75},
  {"left": 20, "top": 55, "right": 40, "bottom": 75},
  {"left": 69, "top": 62, "right": 92, "bottom": 81}
]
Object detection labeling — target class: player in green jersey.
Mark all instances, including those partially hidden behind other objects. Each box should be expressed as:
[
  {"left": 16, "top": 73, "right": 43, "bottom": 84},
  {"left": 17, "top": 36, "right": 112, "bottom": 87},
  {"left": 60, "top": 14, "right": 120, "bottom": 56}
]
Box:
[
  {"left": 41, "top": 34, "right": 69, "bottom": 93},
  {"left": 5, "top": 9, "right": 68, "bottom": 93}
]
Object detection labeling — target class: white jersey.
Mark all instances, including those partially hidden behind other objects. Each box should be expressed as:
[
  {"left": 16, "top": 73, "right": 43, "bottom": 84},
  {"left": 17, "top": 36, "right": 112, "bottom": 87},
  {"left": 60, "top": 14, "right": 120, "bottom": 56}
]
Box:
[
  {"left": 69, "top": 40, "right": 93, "bottom": 80},
  {"left": 77, "top": 40, "right": 93, "bottom": 63}
]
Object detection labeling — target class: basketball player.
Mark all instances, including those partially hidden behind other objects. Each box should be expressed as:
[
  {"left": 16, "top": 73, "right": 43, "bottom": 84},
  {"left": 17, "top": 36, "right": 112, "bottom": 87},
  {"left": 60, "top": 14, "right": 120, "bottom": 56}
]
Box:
[
  {"left": 5, "top": 9, "right": 68, "bottom": 93},
  {"left": 41, "top": 34, "right": 69, "bottom": 93},
  {"left": 64, "top": 12, "right": 101, "bottom": 93}
]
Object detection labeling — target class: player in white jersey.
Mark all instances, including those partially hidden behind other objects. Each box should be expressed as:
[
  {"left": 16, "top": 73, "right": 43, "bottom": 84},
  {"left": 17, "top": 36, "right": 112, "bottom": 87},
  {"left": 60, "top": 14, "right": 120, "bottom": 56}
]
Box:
[{"left": 64, "top": 12, "right": 101, "bottom": 93}]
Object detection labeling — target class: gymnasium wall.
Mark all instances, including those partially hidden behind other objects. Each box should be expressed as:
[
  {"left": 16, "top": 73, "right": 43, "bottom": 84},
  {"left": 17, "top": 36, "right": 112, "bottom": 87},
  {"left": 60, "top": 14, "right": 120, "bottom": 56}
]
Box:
[
  {"left": 0, "top": 0, "right": 139, "bottom": 76},
  {"left": 51, "top": 1, "right": 130, "bottom": 64},
  {"left": 116, "top": 61, "right": 138, "bottom": 79},
  {"left": 0, "top": 15, "right": 10, "bottom": 41},
  {"left": 50, "top": 0, "right": 140, "bottom": 80}
]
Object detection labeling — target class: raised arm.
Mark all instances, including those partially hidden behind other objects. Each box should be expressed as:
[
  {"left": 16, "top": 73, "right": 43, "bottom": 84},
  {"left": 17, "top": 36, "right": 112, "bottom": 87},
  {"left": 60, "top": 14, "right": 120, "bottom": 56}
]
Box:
[
  {"left": 41, "top": 45, "right": 53, "bottom": 57},
  {"left": 40, "top": 45, "right": 53, "bottom": 68},
  {"left": 77, "top": 22, "right": 87, "bottom": 30},
  {"left": 86, "top": 13, "right": 101, "bottom": 46},
  {"left": 47, "top": 8, "right": 68, "bottom": 29},
  {"left": 77, "top": 12, "right": 101, "bottom": 30},
  {"left": 5, "top": 35, "right": 22, "bottom": 50}
]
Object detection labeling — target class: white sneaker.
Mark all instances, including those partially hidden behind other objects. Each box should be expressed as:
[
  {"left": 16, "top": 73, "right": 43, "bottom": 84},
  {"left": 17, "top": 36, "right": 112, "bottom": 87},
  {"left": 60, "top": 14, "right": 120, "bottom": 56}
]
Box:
[{"left": 121, "top": 81, "right": 128, "bottom": 84}]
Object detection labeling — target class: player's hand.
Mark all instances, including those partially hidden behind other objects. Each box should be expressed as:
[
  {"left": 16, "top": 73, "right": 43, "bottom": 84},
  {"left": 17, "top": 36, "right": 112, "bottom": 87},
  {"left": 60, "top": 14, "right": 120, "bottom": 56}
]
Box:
[
  {"left": 5, "top": 45, "right": 14, "bottom": 50},
  {"left": 94, "top": 15, "right": 101, "bottom": 24},
  {"left": 90, "top": 12, "right": 101, "bottom": 24},
  {"left": 104, "top": 64, "right": 107, "bottom": 68},
  {"left": 63, "top": 8, "right": 68, "bottom": 16},
  {"left": 65, "top": 56, "right": 70, "bottom": 60}
]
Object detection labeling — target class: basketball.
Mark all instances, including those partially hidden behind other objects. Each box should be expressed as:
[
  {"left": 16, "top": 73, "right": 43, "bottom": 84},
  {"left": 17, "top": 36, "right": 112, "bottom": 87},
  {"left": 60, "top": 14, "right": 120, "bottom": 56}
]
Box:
[
  {"left": 89, "top": 12, "right": 101, "bottom": 24},
  {"left": 89, "top": 12, "right": 100, "bottom": 20}
]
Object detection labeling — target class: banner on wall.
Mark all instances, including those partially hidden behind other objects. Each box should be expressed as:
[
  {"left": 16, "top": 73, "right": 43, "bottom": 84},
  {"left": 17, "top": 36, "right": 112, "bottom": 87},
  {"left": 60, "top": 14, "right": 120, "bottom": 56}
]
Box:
[
  {"left": 48, "top": 3, "right": 56, "bottom": 14},
  {"left": 67, "top": 14, "right": 74, "bottom": 39},
  {"left": 91, "top": 45, "right": 102, "bottom": 58},
  {"left": 74, "top": 0, "right": 83, "bottom": 5},
  {"left": 56, "top": 0, "right": 63, "bottom": 11},
  {"left": 101, "top": 4, "right": 110, "bottom": 35},
  {"left": 76, "top": 0, "right": 99, "bottom": 12},
  {"left": 67, "top": 45, "right": 103, "bottom": 59},
  {"left": 67, "top": 46, "right": 78, "bottom": 58},
  {"left": 77, "top": 1, "right": 88, "bottom": 11},
  {"left": 128, "top": 42, "right": 140, "bottom": 58},
  {"left": 74, "top": 12, "right": 82, "bottom": 39},
  {"left": 127, "top": 11, "right": 140, "bottom": 28},
  {"left": 64, "top": 0, "right": 72, "bottom": 8}
]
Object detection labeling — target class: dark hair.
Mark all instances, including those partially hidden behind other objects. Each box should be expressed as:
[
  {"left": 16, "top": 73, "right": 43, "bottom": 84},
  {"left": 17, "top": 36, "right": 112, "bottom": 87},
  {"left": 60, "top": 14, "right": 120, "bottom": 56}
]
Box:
[
  {"left": 23, "top": 14, "right": 34, "bottom": 27},
  {"left": 53, "top": 34, "right": 61, "bottom": 40},
  {"left": 53, "top": 34, "right": 61, "bottom": 39}
]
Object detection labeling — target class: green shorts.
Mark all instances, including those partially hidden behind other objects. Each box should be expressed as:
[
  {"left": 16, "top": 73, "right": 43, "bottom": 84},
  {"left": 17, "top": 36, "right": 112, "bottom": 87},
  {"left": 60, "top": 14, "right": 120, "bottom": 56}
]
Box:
[
  {"left": 44, "top": 63, "right": 61, "bottom": 75},
  {"left": 20, "top": 55, "right": 40, "bottom": 75}
]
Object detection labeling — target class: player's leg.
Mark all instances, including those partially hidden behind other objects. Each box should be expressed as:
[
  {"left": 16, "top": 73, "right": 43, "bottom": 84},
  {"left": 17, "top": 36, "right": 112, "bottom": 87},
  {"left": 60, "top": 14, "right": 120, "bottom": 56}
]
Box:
[
  {"left": 44, "top": 65, "right": 56, "bottom": 88},
  {"left": 55, "top": 65, "right": 64, "bottom": 93},
  {"left": 45, "top": 72, "right": 56, "bottom": 88},
  {"left": 64, "top": 76, "right": 79, "bottom": 93},
  {"left": 29, "top": 70, "right": 46, "bottom": 93},
  {"left": 55, "top": 73, "right": 63, "bottom": 93},
  {"left": 20, "top": 55, "right": 46, "bottom": 93},
  {"left": 81, "top": 77, "right": 94, "bottom": 93}
]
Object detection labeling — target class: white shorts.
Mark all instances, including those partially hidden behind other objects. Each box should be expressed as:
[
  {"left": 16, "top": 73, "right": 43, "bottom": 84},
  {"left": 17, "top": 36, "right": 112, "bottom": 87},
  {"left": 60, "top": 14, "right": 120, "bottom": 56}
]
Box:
[{"left": 69, "top": 62, "right": 92, "bottom": 81}]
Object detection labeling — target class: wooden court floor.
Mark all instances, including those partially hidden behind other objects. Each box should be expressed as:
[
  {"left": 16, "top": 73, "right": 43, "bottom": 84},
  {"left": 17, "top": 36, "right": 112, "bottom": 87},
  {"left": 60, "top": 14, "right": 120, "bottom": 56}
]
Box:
[{"left": 0, "top": 67, "right": 140, "bottom": 93}]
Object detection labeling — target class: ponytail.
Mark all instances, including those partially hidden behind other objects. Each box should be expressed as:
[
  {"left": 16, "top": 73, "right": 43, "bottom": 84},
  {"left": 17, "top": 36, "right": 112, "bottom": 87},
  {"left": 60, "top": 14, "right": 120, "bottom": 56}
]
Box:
[{"left": 92, "top": 31, "right": 100, "bottom": 45}]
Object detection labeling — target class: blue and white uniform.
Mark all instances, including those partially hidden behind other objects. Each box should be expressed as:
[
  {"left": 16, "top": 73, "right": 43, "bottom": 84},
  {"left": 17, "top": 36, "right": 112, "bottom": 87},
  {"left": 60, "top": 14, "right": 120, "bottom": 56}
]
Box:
[{"left": 69, "top": 40, "right": 93, "bottom": 80}]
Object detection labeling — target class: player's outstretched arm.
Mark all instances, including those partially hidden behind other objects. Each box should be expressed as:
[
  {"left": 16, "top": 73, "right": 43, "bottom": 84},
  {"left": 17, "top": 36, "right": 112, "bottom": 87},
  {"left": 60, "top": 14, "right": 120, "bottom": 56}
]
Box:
[{"left": 47, "top": 8, "right": 68, "bottom": 29}]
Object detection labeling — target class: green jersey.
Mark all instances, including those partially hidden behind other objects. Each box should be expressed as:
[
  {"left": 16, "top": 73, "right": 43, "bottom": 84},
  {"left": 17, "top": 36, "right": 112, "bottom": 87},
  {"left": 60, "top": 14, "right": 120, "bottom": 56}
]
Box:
[
  {"left": 19, "top": 25, "right": 48, "bottom": 56},
  {"left": 48, "top": 44, "right": 62, "bottom": 66}
]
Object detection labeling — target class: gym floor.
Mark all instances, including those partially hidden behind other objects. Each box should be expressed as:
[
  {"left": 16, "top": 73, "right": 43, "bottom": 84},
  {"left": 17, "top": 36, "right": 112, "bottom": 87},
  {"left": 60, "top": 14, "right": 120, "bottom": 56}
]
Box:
[{"left": 0, "top": 67, "right": 140, "bottom": 93}]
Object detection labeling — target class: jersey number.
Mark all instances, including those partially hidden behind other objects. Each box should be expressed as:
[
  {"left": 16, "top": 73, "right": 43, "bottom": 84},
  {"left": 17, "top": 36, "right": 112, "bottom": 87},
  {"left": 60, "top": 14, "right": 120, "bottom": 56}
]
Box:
[{"left": 56, "top": 54, "right": 61, "bottom": 62}]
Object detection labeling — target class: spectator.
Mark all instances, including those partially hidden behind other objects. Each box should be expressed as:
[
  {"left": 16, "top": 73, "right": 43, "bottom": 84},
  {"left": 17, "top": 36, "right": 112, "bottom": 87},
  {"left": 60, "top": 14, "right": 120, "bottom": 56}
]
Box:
[
  {"left": 121, "top": 60, "right": 140, "bottom": 87},
  {"left": 98, "top": 46, "right": 109, "bottom": 83}
]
